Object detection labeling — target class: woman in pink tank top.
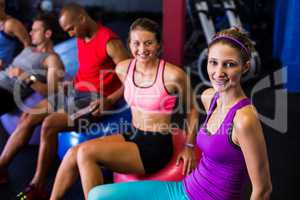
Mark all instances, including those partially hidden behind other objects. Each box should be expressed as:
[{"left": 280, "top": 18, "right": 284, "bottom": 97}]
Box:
[
  {"left": 49, "top": 18, "right": 198, "bottom": 199},
  {"left": 87, "top": 28, "right": 272, "bottom": 200}
]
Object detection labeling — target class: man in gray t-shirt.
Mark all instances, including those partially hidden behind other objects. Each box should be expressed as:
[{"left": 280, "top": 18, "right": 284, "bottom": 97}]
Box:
[
  {"left": 0, "top": 13, "right": 65, "bottom": 187},
  {"left": 0, "top": 13, "right": 64, "bottom": 116}
]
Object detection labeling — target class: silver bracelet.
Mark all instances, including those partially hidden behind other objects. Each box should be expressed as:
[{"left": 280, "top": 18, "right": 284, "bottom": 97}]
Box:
[{"left": 185, "top": 143, "right": 195, "bottom": 148}]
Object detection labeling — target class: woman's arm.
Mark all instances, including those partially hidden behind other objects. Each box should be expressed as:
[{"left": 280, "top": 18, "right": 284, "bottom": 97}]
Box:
[
  {"left": 106, "top": 39, "right": 130, "bottom": 65},
  {"left": 234, "top": 107, "right": 272, "bottom": 200},
  {"left": 166, "top": 64, "right": 199, "bottom": 175},
  {"left": 90, "top": 59, "right": 131, "bottom": 117}
]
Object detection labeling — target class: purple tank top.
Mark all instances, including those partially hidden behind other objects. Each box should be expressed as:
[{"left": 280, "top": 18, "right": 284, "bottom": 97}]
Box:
[{"left": 183, "top": 93, "right": 251, "bottom": 200}]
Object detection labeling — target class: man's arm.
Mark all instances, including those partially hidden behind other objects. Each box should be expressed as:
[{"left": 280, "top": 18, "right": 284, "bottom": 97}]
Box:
[
  {"left": 90, "top": 59, "right": 131, "bottom": 118},
  {"left": 106, "top": 39, "right": 130, "bottom": 65},
  {"left": 24, "top": 53, "right": 65, "bottom": 96},
  {"left": 42, "top": 53, "right": 65, "bottom": 95},
  {"left": 5, "top": 18, "right": 31, "bottom": 47},
  {"left": 88, "top": 39, "right": 129, "bottom": 117}
]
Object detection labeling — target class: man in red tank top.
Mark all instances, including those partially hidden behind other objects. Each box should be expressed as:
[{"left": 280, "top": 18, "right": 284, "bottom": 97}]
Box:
[{"left": 16, "top": 3, "right": 129, "bottom": 199}]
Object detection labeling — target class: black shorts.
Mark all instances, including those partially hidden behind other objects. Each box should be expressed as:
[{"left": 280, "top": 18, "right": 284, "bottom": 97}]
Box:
[{"left": 123, "top": 127, "right": 173, "bottom": 174}]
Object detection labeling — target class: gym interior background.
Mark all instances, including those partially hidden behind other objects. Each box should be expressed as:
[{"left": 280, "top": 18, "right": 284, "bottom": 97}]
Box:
[{"left": 0, "top": 0, "right": 299, "bottom": 199}]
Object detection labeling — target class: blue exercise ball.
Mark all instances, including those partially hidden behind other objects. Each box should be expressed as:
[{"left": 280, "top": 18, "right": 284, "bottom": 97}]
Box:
[
  {"left": 54, "top": 37, "right": 78, "bottom": 78},
  {"left": 57, "top": 99, "right": 132, "bottom": 160}
]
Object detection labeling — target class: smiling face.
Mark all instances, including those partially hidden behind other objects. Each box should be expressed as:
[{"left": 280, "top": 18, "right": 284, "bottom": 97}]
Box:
[
  {"left": 207, "top": 43, "right": 249, "bottom": 92},
  {"left": 129, "top": 28, "right": 160, "bottom": 63}
]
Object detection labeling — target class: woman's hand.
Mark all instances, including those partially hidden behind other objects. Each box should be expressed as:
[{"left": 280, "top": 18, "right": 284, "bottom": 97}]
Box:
[{"left": 176, "top": 147, "right": 197, "bottom": 176}]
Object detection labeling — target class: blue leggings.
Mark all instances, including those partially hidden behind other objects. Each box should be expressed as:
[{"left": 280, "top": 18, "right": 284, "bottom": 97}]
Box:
[{"left": 88, "top": 181, "right": 190, "bottom": 200}]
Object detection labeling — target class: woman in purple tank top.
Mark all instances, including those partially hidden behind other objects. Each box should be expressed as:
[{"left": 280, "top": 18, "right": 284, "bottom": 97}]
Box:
[
  {"left": 182, "top": 27, "right": 272, "bottom": 200},
  {"left": 87, "top": 27, "right": 272, "bottom": 200}
]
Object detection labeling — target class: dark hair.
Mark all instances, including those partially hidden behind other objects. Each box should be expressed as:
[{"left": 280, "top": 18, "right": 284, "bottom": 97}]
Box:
[
  {"left": 0, "top": 0, "right": 5, "bottom": 12},
  {"left": 34, "top": 12, "right": 67, "bottom": 43},
  {"left": 208, "top": 27, "right": 255, "bottom": 63},
  {"left": 34, "top": 12, "right": 58, "bottom": 32},
  {"left": 129, "top": 18, "right": 161, "bottom": 44}
]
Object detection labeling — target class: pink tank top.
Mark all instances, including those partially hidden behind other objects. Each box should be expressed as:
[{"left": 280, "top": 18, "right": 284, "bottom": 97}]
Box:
[{"left": 124, "top": 59, "right": 176, "bottom": 114}]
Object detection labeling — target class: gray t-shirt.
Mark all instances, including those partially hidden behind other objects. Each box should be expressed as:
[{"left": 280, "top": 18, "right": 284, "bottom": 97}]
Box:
[{"left": 0, "top": 47, "right": 49, "bottom": 97}]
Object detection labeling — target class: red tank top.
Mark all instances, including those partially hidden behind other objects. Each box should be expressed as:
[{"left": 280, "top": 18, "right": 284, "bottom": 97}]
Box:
[{"left": 74, "top": 24, "right": 122, "bottom": 97}]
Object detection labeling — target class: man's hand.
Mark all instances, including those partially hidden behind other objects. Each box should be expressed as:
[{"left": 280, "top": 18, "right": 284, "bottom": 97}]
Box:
[
  {"left": 69, "top": 103, "right": 98, "bottom": 121},
  {"left": 7, "top": 67, "right": 28, "bottom": 80},
  {"left": 90, "top": 98, "right": 114, "bottom": 117}
]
